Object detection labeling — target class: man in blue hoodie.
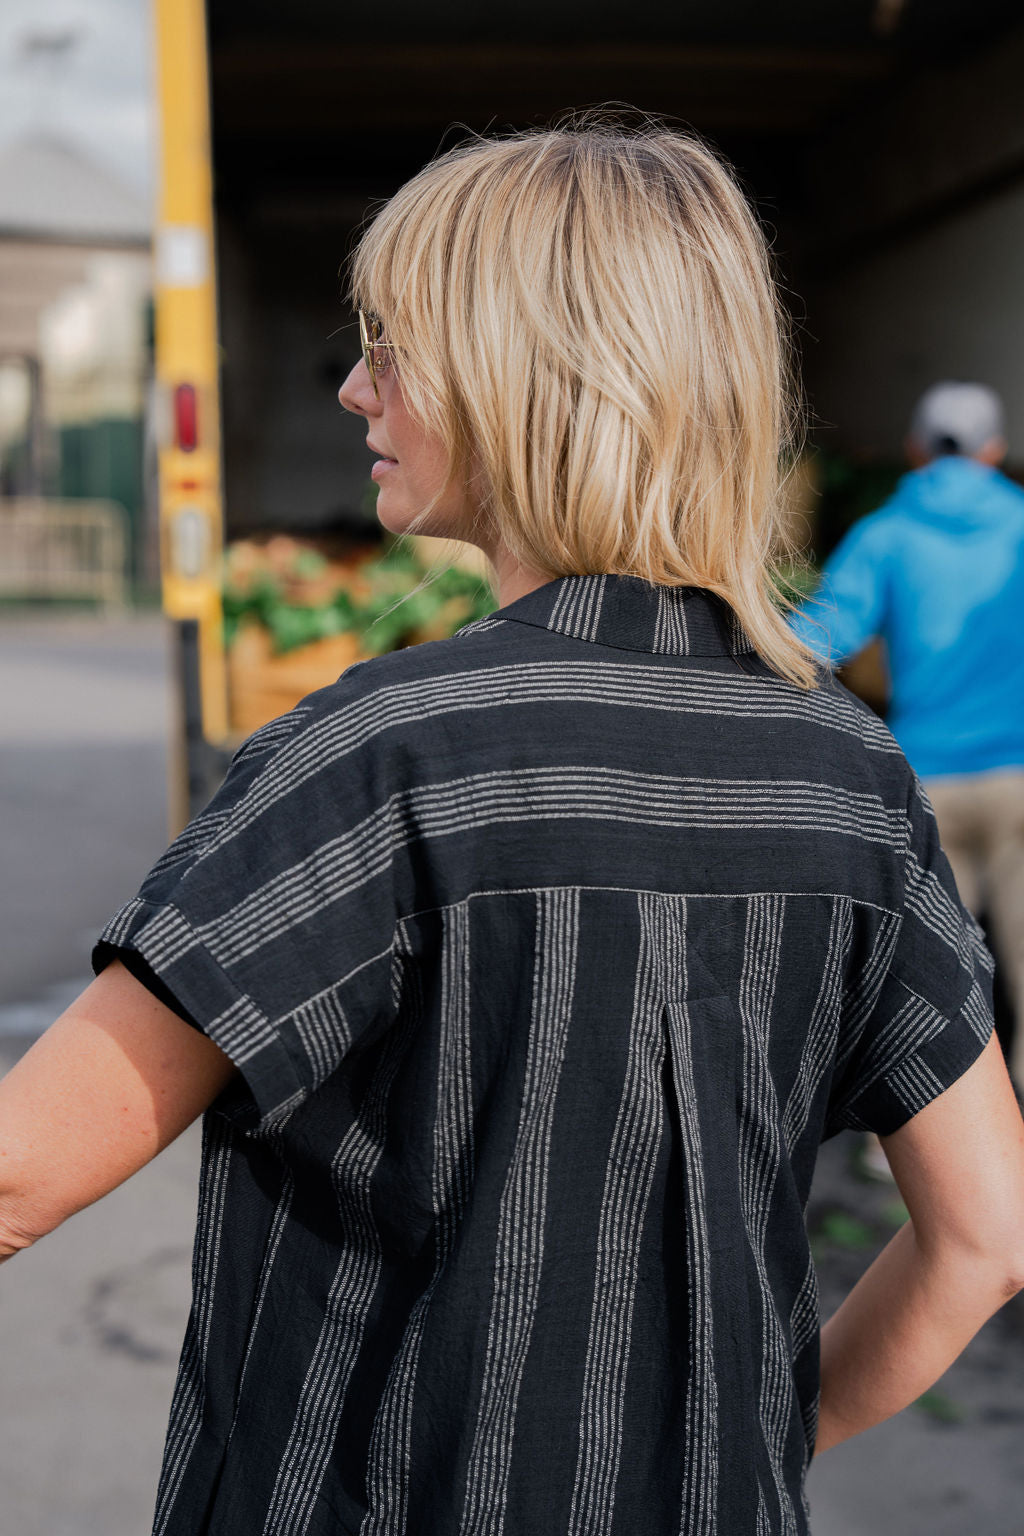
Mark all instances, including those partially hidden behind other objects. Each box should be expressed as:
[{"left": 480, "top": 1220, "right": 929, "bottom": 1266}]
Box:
[{"left": 792, "top": 381, "right": 1024, "bottom": 1085}]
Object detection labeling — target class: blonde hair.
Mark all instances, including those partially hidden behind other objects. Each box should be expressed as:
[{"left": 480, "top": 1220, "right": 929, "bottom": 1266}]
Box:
[{"left": 351, "top": 119, "right": 816, "bottom": 687}]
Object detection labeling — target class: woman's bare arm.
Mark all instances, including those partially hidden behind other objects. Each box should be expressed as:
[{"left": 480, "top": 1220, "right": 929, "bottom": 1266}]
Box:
[
  {"left": 816, "top": 1031, "right": 1024, "bottom": 1454},
  {"left": 0, "top": 960, "right": 237, "bottom": 1262}
]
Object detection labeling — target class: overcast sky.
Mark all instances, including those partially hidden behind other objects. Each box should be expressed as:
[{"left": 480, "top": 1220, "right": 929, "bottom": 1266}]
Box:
[{"left": 0, "top": 0, "right": 152, "bottom": 199}]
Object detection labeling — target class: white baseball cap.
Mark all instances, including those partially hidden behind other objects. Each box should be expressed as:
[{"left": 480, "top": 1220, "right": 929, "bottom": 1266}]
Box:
[{"left": 909, "top": 381, "right": 1005, "bottom": 458}]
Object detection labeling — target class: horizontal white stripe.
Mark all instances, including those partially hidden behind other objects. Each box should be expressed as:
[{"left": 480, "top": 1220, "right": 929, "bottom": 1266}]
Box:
[
  {"left": 196, "top": 768, "right": 899, "bottom": 966},
  {"left": 195, "top": 657, "right": 900, "bottom": 865}
]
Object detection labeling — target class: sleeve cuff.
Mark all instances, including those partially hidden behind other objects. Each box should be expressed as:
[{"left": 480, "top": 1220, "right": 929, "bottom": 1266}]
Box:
[
  {"left": 93, "top": 897, "right": 308, "bottom": 1132},
  {"left": 834, "top": 977, "right": 994, "bottom": 1137}
]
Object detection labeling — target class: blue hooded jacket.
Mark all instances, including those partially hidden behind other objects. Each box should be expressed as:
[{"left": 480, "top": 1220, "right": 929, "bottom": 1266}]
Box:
[{"left": 790, "top": 456, "right": 1024, "bottom": 778}]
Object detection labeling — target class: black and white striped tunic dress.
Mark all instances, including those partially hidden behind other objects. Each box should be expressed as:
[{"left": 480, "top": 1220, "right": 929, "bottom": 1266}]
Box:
[{"left": 94, "top": 574, "right": 994, "bottom": 1536}]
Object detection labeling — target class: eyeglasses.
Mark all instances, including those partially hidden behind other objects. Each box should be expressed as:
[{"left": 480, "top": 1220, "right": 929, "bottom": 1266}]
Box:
[{"left": 358, "top": 309, "right": 394, "bottom": 399}]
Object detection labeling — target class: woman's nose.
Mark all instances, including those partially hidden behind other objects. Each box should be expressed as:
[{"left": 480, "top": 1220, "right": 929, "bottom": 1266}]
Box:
[{"left": 338, "top": 359, "right": 379, "bottom": 416}]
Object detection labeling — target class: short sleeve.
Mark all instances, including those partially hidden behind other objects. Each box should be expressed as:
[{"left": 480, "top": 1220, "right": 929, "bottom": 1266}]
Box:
[
  {"left": 827, "top": 774, "right": 996, "bottom": 1137},
  {"left": 92, "top": 680, "right": 399, "bottom": 1132}
]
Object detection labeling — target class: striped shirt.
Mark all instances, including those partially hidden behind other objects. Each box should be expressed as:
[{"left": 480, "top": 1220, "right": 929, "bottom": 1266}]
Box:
[{"left": 93, "top": 574, "right": 994, "bottom": 1536}]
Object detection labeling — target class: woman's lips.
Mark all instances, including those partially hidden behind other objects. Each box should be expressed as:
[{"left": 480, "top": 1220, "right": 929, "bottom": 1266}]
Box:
[{"left": 367, "top": 441, "right": 398, "bottom": 481}]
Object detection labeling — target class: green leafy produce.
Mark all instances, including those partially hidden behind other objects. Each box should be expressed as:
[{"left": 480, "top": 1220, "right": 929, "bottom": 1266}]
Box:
[
  {"left": 882, "top": 1199, "right": 910, "bottom": 1228},
  {"left": 774, "top": 560, "right": 819, "bottom": 606},
  {"left": 223, "top": 536, "right": 495, "bottom": 655},
  {"left": 815, "top": 1210, "right": 876, "bottom": 1251},
  {"left": 913, "top": 1390, "right": 967, "bottom": 1425}
]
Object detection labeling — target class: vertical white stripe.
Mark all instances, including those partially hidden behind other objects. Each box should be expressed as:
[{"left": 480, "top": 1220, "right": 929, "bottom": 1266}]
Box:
[
  {"left": 586, "top": 574, "right": 608, "bottom": 640},
  {"left": 654, "top": 588, "right": 689, "bottom": 655},
  {"left": 222, "top": 1135, "right": 297, "bottom": 1464},
  {"left": 361, "top": 903, "right": 475, "bottom": 1535},
  {"left": 654, "top": 589, "right": 669, "bottom": 653},
  {"left": 676, "top": 589, "right": 689, "bottom": 653},
  {"left": 460, "top": 888, "right": 580, "bottom": 1535},
  {"left": 783, "top": 898, "right": 851, "bottom": 1153},
  {"left": 572, "top": 577, "right": 593, "bottom": 639},
  {"left": 548, "top": 576, "right": 607, "bottom": 641},
  {"left": 569, "top": 892, "right": 666, "bottom": 1535},
  {"left": 835, "top": 910, "right": 901, "bottom": 1073},
  {"left": 663, "top": 898, "right": 718, "bottom": 1535},
  {"left": 789, "top": 1254, "right": 819, "bottom": 1363},
  {"left": 289, "top": 982, "right": 353, "bottom": 1089},
  {"left": 549, "top": 579, "right": 579, "bottom": 636},
  {"left": 737, "top": 894, "right": 798, "bottom": 1536},
  {"left": 153, "top": 1115, "right": 233, "bottom": 1535},
  {"left": 260, "top": 933, "right": 417, "bottom": 1536}
]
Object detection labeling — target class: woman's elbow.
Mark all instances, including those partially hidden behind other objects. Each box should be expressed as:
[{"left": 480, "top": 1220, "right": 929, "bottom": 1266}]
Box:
[
  {"left": 909, "top": 1208, "right": 1024, "bottom": 1312},
  {"left": 999, "top": 1253, "right": 1024, "bottom": 1302},
  {"left": 943, "top": 1230, "right": 1024, "bottom": 1307},
  {"left": 0, "top": 1191, "right": 54, "bottom": 1263},
  {"left": 967, "top": 1216, "right": 1024, "bottom": 1301}
]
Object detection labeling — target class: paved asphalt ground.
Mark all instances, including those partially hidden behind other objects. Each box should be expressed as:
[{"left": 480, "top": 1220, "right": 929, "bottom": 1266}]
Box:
[{"left": 1, "top": 611, "right": 1022, "bottom": 1535}]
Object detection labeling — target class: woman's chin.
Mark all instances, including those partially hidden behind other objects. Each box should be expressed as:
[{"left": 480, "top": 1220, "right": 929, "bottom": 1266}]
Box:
[
  {"left": 376, "top": 502, "right": 471, "bottom": 544},
  {"left": 374, "top": 496, "right": 422, "bottom": 539}
]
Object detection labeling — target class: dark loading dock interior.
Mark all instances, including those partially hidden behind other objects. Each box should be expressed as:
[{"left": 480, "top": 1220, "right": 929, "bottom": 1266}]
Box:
[{"left": 205, "top": 0, "right": 1024, "bottom": 542}]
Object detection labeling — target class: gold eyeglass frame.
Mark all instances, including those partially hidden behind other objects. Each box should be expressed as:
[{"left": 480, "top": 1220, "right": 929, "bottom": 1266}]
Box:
[{"left": 358, "top": 309, "right": 393, "bottom": 399}]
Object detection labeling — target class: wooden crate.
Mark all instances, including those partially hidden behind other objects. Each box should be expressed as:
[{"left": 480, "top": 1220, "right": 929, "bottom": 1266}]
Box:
[{"left": 227, "top": 622, "right": 365, "bottom": 738}]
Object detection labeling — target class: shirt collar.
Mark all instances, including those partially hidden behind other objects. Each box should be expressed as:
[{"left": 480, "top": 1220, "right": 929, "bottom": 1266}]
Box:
[{"left": 493, "top": 574, "right": 755, "bottom": 658}]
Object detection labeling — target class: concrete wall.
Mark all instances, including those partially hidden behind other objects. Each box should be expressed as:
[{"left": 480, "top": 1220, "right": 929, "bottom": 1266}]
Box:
[
  {"left": 804, "top": 178, "right": 1024, "bottom": 464},
  {"left": 800, "top": 19, "right": 1024, "bottom": 467}
]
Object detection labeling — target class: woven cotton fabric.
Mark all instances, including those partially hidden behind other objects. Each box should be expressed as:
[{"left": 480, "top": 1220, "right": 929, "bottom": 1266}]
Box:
[{"left": 94, "top": 575, "right": 994, "bottom": 1536}]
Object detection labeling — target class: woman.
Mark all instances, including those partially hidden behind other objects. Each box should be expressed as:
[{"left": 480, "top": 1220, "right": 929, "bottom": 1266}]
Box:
[{"left": 1, "top": 123, "right": 1023, "bottom": 1536}]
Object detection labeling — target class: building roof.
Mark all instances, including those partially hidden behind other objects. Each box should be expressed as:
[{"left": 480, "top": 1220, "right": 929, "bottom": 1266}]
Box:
[{"left": 0, "top": 134, "right": 149, "bottom": 245}]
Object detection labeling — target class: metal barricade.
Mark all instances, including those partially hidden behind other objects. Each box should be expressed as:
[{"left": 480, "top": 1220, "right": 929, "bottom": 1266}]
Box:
[{"left": 0, "top": 498, "right": 129, "bottom": 609}]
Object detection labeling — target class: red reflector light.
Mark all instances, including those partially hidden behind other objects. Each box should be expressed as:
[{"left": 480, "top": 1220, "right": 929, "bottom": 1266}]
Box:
[{"left": 174, "top": 383, "right": 198, "bottom": 451}]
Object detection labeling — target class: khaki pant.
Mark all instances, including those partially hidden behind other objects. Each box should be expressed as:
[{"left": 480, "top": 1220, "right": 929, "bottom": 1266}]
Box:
[{"left": 924, "top": 769, "right": 1024, "bottom": 1083}]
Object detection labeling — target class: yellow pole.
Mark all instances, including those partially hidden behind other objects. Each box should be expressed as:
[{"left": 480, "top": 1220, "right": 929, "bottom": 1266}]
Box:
[{"left": 152, "top": 0, "right": 228, "bottom": 753}]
